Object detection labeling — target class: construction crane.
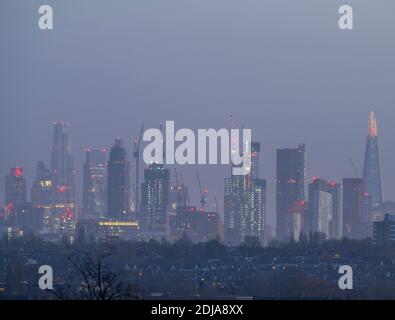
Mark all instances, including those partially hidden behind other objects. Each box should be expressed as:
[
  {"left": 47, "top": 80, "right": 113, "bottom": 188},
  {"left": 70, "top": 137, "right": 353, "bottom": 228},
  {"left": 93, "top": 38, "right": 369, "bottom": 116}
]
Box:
[
  {"left": 133, "top": 124, "right": 144, "bottom": 213},
  {"left": 179, "top": 170, "right": 188, "bottom": 207},
  {"left": 160, "top": 123, "right": 166, "bottom": 160},
  {"left": 174, "top": 168, "right": 182, "bottom": 206},
  {"left": 196, "top": 171, "right": 207, "bottom": 211},
  {"left": 349, "top": 158, "right": 360, "bottom": 178}
]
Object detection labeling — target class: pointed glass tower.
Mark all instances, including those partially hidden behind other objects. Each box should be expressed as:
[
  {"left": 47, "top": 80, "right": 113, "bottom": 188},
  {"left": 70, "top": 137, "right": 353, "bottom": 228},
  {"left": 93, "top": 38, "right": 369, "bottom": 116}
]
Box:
[{"left": 362, "top": 111, "right": 383, "bottom": 206}]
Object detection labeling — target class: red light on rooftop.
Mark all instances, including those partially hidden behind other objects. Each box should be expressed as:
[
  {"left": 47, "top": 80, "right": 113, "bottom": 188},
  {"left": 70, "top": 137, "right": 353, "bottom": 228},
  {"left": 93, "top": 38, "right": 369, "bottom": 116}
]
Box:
[{"left": 14, "top": 167, "right": 23, "bottom": 178}]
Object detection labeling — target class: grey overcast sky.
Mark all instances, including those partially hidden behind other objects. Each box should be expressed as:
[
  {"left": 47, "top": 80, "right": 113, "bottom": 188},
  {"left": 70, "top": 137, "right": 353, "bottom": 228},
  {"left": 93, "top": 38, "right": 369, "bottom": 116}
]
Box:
[{"left": 1, "top": 0, "right": 395, "bottom": 228}]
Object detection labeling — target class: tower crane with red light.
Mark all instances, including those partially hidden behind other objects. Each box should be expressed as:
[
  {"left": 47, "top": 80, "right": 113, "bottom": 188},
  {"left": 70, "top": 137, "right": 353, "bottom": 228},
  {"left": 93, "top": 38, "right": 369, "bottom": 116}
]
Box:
[{"left": 196, "top": 171, "right": 208, "bottom": 212}]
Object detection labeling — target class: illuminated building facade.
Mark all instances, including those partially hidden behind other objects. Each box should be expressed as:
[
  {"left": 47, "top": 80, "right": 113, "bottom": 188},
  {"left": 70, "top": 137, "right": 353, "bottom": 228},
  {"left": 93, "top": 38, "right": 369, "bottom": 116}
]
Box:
[
  {"left": 141, "top": 163, "right": 170, "bottom": 239},
  {"left": 224, "top": 142, "right": 266, "bottom": 246},
  {"left": 51, "top": 122, "right": 76, "bottom": 233},
  {"left": 31, "top": 161, "right": 52, "bottom": 228},
  {"left": 82, "top": 149, "right": 107, "bottom": 219}
]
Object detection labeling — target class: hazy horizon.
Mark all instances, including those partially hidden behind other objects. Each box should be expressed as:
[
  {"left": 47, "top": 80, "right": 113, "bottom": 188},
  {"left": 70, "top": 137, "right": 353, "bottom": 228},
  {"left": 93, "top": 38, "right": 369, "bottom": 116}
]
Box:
[{"left": 1, "top": 0, "right": 395, "bottom": 229}]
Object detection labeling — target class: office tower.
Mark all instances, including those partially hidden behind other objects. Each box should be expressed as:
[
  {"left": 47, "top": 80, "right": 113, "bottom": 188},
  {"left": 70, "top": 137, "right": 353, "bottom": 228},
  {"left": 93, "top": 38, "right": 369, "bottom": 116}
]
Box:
[
  {"left": 288, "top": 200, "right": 304, "bottom": 242},
  {"left": 248, "top": 178, "right": 266, "bottom": 243},
  {"left": 327, "top": 181, "right": 343, "bottom": 239},
  {"left": 250, "top": 142, "right": 260, "bottom": 181},
  {"left": 224, "top": 174, "right": 245, "bottom": 246},
  {"left": 276, "top": 144, "right": 307, "bottom": 240},
  {"left": 342, "top": 178, "right": 371, "bottom": 239},
  {"left": 82, "top": 149, "right": 107, "bottom": 219},
  {"left": 308, "top": 178, "right": 332, "bottom": 238},
  {"left": 51, "top": 122, "right": 76, "bottom": 231},
  {"left": 373, "top": 214, "right": 395, "bottom": 245},
  {"left": 31, "top": 161, "right": 52, "bottom": 227},
  {"left": 363, "top": 111, "right": 383, "bottom": 207},
  {"left": 140, "top": 163, "right": 170, "bottom": 239},
  {"left": 107, "top": 138, "right": 131, "bottom": 219},
  {"left": 5, "top": 167, "right": 26, "bottom": 207},
  {"left": 224, "top": 141, "right": 266, "bottom": 246}
]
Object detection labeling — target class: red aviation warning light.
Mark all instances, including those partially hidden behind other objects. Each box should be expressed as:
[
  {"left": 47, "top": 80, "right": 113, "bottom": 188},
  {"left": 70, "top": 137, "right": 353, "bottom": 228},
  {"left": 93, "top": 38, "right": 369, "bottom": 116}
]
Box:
[{"left": 13, "top": 167, "right": 23, "bottom": 177}]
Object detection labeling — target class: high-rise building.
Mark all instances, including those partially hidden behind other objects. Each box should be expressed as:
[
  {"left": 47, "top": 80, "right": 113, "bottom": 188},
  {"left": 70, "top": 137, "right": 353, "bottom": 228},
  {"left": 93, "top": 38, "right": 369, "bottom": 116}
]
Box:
[
  {"left": 107, "top": 138, "right": 131, "bottom": 219},
  {"left": 248, "top": 178, "right": 266, "bottom": 243},
  {"left": 140, "top": 163, "right": 170, "bottom": 239},
  {"left": 224, "top": 174, "right": 245, "bottom": 245},
  {"left": 82, "top": 149, "right": 107, "bottom": 219},
  {"left": 363, "top": 111, "right": 383, "bottom": 207},
  {"left": 224, "top": 142, "right": 266, "bottom": 246},
  {"left": 327, "top": 181, "right": 343, "bottom": 239},
  {"left": 31, "top": 161, "right": 52, "bottom": 228},
  {"left": 307, "top": 178, "right": 332, "bottom": 238},
  {"left": 373, "top": 214, "right": 395, "bottom": 245},
  {"left": 342, "top": 178, "right": 371, "bottom": 239},
  {"left": 5, "top": 167, "right": 26, "bottom": 208},
  {"left": 51, "top": 122, "right": 76, "bottom": 232},
  {"left": 276, "top": 144, "right": 307, "bottom": 240}
]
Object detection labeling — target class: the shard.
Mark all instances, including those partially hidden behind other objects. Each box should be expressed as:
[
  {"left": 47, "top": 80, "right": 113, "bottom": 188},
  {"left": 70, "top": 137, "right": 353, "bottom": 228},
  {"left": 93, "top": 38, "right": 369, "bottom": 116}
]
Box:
[{"left": 362, "top": 111, "right": 383, "bottom": 206}]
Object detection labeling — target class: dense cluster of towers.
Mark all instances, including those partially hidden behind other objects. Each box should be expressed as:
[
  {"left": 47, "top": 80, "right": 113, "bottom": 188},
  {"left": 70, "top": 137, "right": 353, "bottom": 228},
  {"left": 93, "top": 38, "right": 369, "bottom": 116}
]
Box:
[{"left": 1, "top": 112, "right": 387, "bottom": 245}]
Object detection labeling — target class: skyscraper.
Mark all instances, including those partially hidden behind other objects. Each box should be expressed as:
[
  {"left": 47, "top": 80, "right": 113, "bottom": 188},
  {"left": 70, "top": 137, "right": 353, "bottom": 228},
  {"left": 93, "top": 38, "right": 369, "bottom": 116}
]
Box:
[
  {"left": 224, "top": 141, "right": 266, "bottom": 246},
  {"left": 5, "top": 167, "right": 26, "bottom": 208},
  {"left": 107, "top": 138, "right": 131, "bottom": 219},
  {"left": 307, "top": 178, "right": 332, "bottom": 238},
  {"left": 327, "top": 181, "right": 343, "bottom": 239},
  {"left": 31, "top": 161, "right": 52, "bottom": 227},
  {"left": 51, "top": 122, "right": 76, "bottom": 232},
  {"left": 82, "top": 149, "right": 107, "bottom": 219},
  {"left": 276, "top": 144, "right": 307, "bottom": 240},
  {"left": 363, "top": 111, "right": 383, "bottom": 206},
  {"left": 141, "top": 163, "right": 170, "bottom": 239},
  {"left": 224, "top": 174, "right": 245, "bottom": 245},
  {"left": 342, "top": 178, "right": 371, "bottom": 239}
]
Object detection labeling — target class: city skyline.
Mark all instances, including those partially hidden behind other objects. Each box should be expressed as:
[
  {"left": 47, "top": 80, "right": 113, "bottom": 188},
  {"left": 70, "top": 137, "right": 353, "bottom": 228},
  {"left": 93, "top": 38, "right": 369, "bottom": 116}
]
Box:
[
  {"left": 0, "top": 111, "right": 391, "bottom": 239},
  {"left": 1, "top": 0, "right": 395, "bottom": 230}
]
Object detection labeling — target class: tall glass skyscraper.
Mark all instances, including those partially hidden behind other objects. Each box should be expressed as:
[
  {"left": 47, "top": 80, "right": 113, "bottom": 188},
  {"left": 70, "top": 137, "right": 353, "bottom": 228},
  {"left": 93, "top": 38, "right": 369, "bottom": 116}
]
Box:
[
  {"left": 276, "top": 144, "right": 307, "bottom": 241},
  {"left": 362, "top": 111, "right": 383, "bottom": 206},
  {"left": 31, "top": 161, "right": 52, "bottom": 227},
  {"left": 224, "top": 142, "right": 266, "bottom": 246},
  {"left": 51, "top": 122, "right": 76, "bottom": 233},
  {"left": 141, "top": 163, "right": 170, "bottom": 239},
  {"left": 82, "top": 149, "right": 107, "bottom": 219},
  {"left": 107, "top": 138, "right": 131, "bottom": 219}
]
